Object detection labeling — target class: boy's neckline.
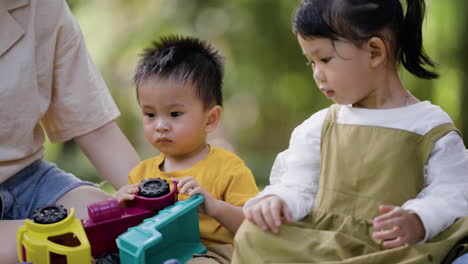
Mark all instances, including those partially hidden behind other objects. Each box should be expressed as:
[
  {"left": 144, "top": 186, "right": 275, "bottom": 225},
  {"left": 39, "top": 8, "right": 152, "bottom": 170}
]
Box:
[{"left": 158, "top": 144, "right": 212, "bottom": 173}]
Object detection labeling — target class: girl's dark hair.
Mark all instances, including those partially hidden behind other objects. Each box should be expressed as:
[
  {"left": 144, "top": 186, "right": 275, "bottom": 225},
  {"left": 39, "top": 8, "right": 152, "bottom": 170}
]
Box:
[
  {"left": 293, "top": 0, "right": 438, "bottom": 79},
  {"left": 134, "top": 35, "right": 224, "bottom": 108}
]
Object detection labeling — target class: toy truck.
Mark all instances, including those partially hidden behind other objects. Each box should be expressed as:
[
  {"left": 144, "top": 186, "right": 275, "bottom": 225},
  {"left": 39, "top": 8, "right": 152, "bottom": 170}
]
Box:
[
  {"left": 83, "top": 178, "right": 177, "bottom": 258},
  {"left": 16, "top": 178, "right": 206, "bottom": 264}
]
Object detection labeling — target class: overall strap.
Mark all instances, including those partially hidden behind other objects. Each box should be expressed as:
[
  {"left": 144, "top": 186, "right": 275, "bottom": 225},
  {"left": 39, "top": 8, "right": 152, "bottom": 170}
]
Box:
[
  {"left": 321, "top": 105, "right": 340, "bottom": 139},
  {"left": 326, "top": 104, "right": 340, "bottom": 123},
  {"left": 420, "top": 123, "right": 461, "bottom": 164}
]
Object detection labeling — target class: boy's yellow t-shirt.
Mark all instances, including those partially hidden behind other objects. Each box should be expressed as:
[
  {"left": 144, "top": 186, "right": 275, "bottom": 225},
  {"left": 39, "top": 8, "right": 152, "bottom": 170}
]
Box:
[{"left": 128, "top": 145, "right": 259, "bottom": 245}]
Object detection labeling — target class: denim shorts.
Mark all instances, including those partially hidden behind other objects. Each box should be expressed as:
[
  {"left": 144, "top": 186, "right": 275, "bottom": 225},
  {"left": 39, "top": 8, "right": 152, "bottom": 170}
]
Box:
[{"left": 0, "top": 159, "right": 97, "bottom": 220}]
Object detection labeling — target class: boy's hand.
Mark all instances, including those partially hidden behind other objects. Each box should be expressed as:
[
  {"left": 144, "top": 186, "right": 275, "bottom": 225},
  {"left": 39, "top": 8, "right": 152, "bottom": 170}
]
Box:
[
  {"left": 116, "top": 183, "right": 140, "bottom": 206},
  {"left": 244, "top": 195, "right": 292, "bottom": 233},
  {"left": 372, "top": 205, "right": 426, "bottom": 249},
  {"left": 171, "top": 177, "right": 218, "bottom": 216}
]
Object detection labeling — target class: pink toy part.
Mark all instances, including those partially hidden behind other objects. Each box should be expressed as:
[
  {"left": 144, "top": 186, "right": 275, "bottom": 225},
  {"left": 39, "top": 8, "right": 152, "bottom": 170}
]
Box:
[
  {"left": 82, "top": 181, "right": 178, "bottom": 258},
  {"left": 88, "top": 198, "right": 122, "bottom": 223}
]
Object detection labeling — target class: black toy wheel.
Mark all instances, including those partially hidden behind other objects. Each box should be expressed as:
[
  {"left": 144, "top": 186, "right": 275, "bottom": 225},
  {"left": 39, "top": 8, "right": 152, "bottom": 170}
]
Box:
[
  {"left": 96, "top": 252, "right": 120, "bottom": 264},
  {"left": 138, "top": 178, "right": 170, "bottom": 198},
  {"left": 32, "top": 204, "right": 67, "bottom": 224}
]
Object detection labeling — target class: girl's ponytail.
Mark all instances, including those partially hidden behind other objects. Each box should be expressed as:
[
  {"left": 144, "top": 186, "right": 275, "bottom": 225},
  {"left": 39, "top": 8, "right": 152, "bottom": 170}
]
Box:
[
  {"left": 294, "top": 0, "right": 438, "bottom": 80},
  {"left": 400, "top": 0, "right": 438, "bottom": 79}
]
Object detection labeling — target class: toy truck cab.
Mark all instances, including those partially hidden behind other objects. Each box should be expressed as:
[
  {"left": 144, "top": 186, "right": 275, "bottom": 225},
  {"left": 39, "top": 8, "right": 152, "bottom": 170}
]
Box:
[{"left": 16, "top": 205, "right": 92, "bottom": 264}]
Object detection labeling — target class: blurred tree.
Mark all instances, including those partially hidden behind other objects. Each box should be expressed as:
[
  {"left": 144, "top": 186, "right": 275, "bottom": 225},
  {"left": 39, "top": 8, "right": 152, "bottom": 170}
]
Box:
[
  {"left": 454, "top": 0, "right": 468, "bottom": 142},
  {"left": 47, "top": 0, "right": 465, "bottom": 189}
]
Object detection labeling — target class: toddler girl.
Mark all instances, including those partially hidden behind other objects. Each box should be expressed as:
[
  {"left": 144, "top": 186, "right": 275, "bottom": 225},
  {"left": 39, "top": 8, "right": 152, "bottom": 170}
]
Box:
[{"left": 233, "top": 0, "right": 468, "bottom": 263}]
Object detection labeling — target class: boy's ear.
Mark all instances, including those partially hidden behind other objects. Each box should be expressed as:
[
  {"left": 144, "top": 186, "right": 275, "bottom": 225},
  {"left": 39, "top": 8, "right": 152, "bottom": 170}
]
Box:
[
  {"left": 205, "top": 105, "right": 222, "bottom": 133},
  {"left": 367, "top": 37, "right": 387, "bottom": 69}
]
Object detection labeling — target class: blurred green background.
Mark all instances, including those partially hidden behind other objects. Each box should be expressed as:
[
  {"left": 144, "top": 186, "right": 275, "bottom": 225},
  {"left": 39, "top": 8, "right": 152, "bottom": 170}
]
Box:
[{"left": 46, "top": 0, "right": 468, "bottom": 190}]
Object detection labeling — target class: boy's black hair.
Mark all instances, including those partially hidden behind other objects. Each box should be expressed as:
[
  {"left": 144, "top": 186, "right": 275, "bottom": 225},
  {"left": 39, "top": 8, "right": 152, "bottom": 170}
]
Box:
[
  {"left": 134, "top": 35, "right": 224, "bottom": 108},
  {"left": 293, "top": 0, "right": 438, "bottom": 79}
]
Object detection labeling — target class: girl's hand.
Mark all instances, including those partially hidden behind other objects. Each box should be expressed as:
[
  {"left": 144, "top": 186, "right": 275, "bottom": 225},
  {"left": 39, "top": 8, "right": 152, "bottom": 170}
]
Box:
[
  {"left": 116, "top": 183, "right": 140, "bottom": 206},
  {"left": 171, "top": 177, "right": 218, "bottom": 216},
  {"left": 372, "top": 205, "right": 426, "bottom": 248},
  {"left": 244, "top": 195, "right": 292, "bottom": 233}
]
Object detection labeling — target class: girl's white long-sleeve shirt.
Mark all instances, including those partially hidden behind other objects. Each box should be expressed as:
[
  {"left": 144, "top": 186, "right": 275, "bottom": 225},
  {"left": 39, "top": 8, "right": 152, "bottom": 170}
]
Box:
[{"left": 244, "top": 101, "right": 468, "bottom": 242}]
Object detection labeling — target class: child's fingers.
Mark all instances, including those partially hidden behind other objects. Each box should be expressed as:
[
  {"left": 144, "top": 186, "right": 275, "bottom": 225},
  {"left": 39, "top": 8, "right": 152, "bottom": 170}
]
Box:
[
  {"left": 128, "top": 185, "right": 140, "bottom": 194},
  {"left": 374, "top": 215, "right": 404, "bottom": 231},
  {"left": 270, "top": 198, "right": 285, "bottom": 231},
  {"left": 378, "top": 205, "right": 396, "bottom": 214},
  {"left": 374, "top": 205, "right": 400, "bottom": 223},
  {"left": 122, "top": 183, "right": 139, "bottom": 193},
  {"left": 117, "top": 193, "right": 136, "bottom": 204},
  {"left": 180, "top": 181, "right": 196, "bottom": 194},
  {"left": 382, "top": 236, "right": 407, "bottom": 249},
  {"left": 126, "top": 193, "right": 136, "bottom": 200},
  {"left": 116, "top": 184, "right": 139, "bottom": 201},
  {"left": 180, "top": 180, "right": 199, "bottom": 194},
  {"left": 282, "top": 205, "right": 293, "bottom": 223},
  {"left": 187, "top": 186, "right": 200, "bottom": 196},
  {"left": 252, "top": 209, "right": 269, "bottom": 232},
  {"left": 245, "top": 205, "right": 264, "bottom": 223},
  {"left": 177, "top": 176, "right": 195, "bottom": 187},
  {"left": 244, "top": 208, "right": 254, "bottom": 222},
  {"left": 177, "top": 177, "right": 198, "bottom": 193},
  {"left": 119, "top": 183, "right": 133, "bottom": 192},
  {"left": 372, "top": 226, "right": 401, "bottom": 241},
  {"left": 267, "top": 196, "right": 292, "bottom": 224},
  {"left": 188, "top": 186, "right": 207, "bottom": 197},
  {"left": 261, "top": 203, "right": 279, "bottom": 233},
  {"left": 245, "top": 207, "right": 262, "bottom": 224}
]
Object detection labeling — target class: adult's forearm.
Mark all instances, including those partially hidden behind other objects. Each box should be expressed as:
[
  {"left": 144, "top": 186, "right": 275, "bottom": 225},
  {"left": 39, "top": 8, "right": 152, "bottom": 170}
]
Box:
[{"left": 75, "top": 121, "right": 140, "bottom": 189}]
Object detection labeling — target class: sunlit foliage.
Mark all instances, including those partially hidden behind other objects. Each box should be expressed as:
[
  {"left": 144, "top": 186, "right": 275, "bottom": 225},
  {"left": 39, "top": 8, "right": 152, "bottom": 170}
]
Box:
[{"left": 46, "top": 0, "right": 467, "bottom": 189}]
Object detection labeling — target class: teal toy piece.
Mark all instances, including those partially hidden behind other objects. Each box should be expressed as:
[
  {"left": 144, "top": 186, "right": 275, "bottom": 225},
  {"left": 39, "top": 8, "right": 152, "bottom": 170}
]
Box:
[{"left": 117, "top": 194, "right": 207, "bottom": 264}]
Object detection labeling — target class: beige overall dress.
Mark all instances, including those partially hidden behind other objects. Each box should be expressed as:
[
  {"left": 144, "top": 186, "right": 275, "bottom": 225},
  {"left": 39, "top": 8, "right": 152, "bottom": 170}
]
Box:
[{"left": 233, "top": 105, "right": 468, "bottom": 263}]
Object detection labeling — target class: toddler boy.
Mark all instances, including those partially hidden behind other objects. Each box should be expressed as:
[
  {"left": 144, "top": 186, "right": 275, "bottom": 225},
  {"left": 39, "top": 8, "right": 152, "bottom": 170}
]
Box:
[{"left": 117, "top": 35, "right": 259, "bottom": 263}]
